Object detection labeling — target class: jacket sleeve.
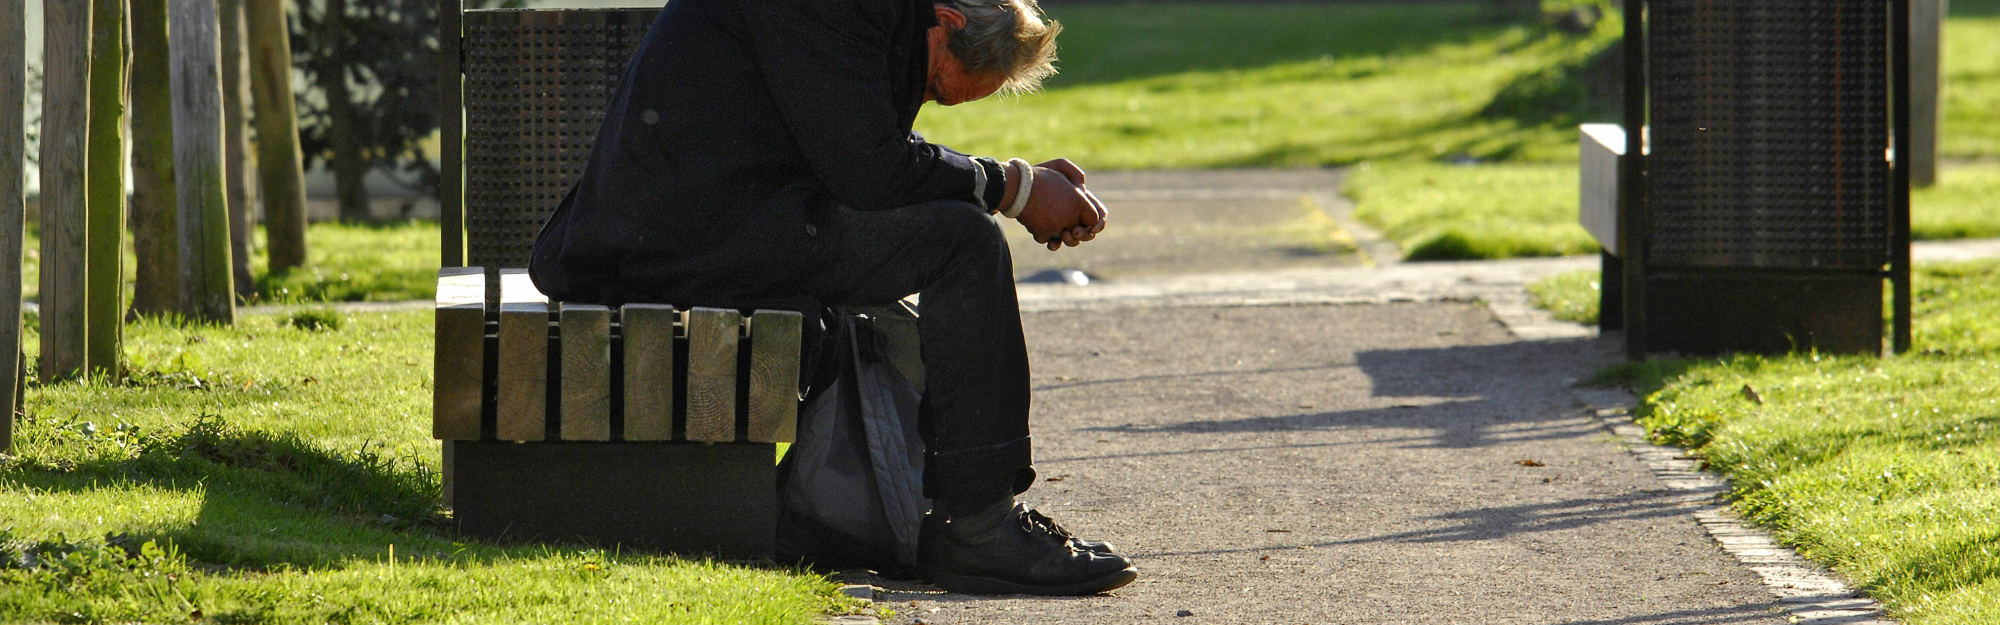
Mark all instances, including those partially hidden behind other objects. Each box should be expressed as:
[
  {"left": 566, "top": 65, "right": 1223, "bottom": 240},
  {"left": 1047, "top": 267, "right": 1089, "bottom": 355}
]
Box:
[{"left": 738, "top": 0, "right": 984, "bottom": 211}]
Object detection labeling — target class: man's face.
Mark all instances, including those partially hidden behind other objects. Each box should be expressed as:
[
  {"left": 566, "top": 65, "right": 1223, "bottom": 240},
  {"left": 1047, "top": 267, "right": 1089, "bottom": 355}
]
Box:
[{"left": 925, "top": 7, "right": 1007, "bottom": 106}]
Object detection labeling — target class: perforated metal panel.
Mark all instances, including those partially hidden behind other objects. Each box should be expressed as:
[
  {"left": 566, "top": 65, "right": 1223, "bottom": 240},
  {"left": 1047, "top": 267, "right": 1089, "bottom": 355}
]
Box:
[
  {"left": 1647, "top": 0, "right": 1890, "bottom": 269},
  {"left": 462, "top": 9, "right": 658, "bottom": 269}
]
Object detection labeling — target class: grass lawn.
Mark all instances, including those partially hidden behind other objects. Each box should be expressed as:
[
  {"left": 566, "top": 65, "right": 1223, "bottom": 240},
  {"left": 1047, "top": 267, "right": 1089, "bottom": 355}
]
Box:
[
  {"left": 23, "top": 220, "right": 440, "bottom": 306},
  {"left": 1531, "top": 261, "right": 2000, "bottom": 625},
  {"left": 0, "top": 310, "right": 856, "bottom": 624},
  {"left": 914, "top": 0, "right": 2000, "bottom": 260}
]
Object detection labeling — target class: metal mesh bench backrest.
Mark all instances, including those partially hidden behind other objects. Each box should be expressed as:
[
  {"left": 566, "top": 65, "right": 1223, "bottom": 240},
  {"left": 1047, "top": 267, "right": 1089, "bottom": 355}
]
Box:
[
  {"left": 1647, "top": 0, "right": 1890, "bottom": 270},
  {"left": 462, "top": 9, "right": 659, "bottom": 269}
]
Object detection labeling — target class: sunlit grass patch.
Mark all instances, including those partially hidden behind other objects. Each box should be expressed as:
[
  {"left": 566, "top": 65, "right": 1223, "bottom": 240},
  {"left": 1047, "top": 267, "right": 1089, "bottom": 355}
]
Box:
[
  {"left": 1348, "top": 162, "right": 1600, "bottom": 260},
  {"left": 2, "top": 310, "right": 854, "bottom": 623},
  {"left": 1601, "top": 260, "right": 2000, "bottom": 625}
]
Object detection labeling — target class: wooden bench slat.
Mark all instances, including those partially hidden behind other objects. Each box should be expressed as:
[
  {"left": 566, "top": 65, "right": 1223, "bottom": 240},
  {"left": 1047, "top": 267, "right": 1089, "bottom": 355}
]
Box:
[
  {"left": 620, "top": 304, "right": 677, "bottom": 441},
  {"left": 685, "top": 307, "right": 740, "bottom": 443},
  {"left": 747, "top": 310, "right": 803, "bottom": 443},
  {"left": 433, "top": 267, "right": 487, "bottom": 440},
  {"left": 496, "top": 269, "right": 550, "bottom": 441},
  {"left": 560, "top": 303, "right": 612, "bottom": 441}
]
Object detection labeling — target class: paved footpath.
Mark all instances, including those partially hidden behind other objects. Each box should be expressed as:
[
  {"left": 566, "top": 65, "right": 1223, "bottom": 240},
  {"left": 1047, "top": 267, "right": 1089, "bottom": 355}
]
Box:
[
  {"left": 866, "top": 170, "right": 1980, "bottom": 624},
  {"left": 884, "top": 304, "right": 1790, "bottom": 624}
]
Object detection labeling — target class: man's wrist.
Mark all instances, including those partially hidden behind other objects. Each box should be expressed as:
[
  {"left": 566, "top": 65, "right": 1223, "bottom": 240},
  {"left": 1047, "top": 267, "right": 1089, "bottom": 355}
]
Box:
[
  {"left": 974, "top": 157, "right": 1007, "bottom": 211},
  {"left": 1002, "top": 158, "right": 1034, "bottom": 219}
]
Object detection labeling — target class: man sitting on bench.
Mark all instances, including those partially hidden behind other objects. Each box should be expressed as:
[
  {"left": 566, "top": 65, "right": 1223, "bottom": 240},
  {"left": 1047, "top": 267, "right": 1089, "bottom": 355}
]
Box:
[{"left": 529, "top": 0, "right": 1134, "bottom": 596}]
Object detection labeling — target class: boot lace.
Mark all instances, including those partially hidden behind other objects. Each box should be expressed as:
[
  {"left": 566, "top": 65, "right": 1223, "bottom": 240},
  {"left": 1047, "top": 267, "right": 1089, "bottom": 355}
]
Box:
[{"left": 1021, "top": 506, "right": 1079, "bottom": 549}]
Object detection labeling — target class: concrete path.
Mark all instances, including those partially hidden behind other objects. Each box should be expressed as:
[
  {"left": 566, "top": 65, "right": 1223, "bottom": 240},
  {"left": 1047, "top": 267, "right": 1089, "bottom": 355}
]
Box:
[
  {"left": 885, "top": 304, "right": 1791, "bottom": 624},
  {"left": 866, "top": 169, "right": 1938, "bottom": 624}
]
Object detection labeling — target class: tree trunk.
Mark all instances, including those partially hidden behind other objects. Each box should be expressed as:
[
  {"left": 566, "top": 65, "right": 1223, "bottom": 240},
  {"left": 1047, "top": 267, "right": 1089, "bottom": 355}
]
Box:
[
  {"left": 220, "top": 0, "right": 255, "bottom": 298},
  {"left": 85, "top": 0, "right": 127, "bottom": 377},
  {"left": 168, "top": 0, "right": 234, "bottom": 324},
  {"left": 317, "top": 0, "right": 369, "bottom": 222},
  {"left": 245, "top": 0, "right": 306, "bottom": 273},
  {"left": 1911, "top": 0, "right": 1946, "bottom": 187},
  {"left": 1, "top": 0, "right": 28, "bottom": 449},
  {"left": 129, "top": 0, "right": 177, "bottom": 318},
  {"left": 40, "top": 0, "right": 91, "bottom": 381}
]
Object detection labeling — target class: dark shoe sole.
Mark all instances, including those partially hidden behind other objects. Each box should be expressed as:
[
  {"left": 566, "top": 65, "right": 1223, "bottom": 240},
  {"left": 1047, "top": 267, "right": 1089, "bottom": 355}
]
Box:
[{"left": 929, "top": 566, "right": 1139, "bottom": 596}]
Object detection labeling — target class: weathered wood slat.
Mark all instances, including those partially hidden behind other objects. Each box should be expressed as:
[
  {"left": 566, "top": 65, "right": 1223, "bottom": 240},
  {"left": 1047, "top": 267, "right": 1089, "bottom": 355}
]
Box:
[
  {"left": 432, "top": 267, "right": 486, "bottom": 440},
  {"left": 495, "top": 269, "right": 549, "bottom": 441},
  {"left": 684, "top": 307, "right": 740, "bottom": 443},
  {"left": 747, "top": 310, "right": 802, "bottom": 443},
  {"left": 620, "top": 304, "right": 676, "bottom": 441},
  {"left": 560, "top": 303, "right": 611, "bottom": 441}
]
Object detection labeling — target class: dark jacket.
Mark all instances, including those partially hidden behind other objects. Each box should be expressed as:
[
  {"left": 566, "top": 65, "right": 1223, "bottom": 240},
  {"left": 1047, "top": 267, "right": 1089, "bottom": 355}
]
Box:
[{"left": 530, "top": 0, "right": 1003, "bottom": 307}]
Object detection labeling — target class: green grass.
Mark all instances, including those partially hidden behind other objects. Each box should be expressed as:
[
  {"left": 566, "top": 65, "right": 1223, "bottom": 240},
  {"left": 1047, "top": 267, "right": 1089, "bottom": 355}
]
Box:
[
  {"left": 1914, "top": 164, "right": 2000, "bottom": 240},
  {"left": 1347, "top": 162, "right": 1600, "bottom": 260},
  {"left": 1526, "top": 268, "right": 1602, "bottom": 323},
  {"left": 247, "top": 221, "right": 440, "bottom": 304},
  {"left": 1588, "top": 260, "right": 2000, "bottom": 625},
  {"left": 917, "top": 2, "right": 1621, "bottom": 168},
  {"left": 910, "top": 1, "right": 2000, "bottom": 260},
  {"left": 0, "top": 311, "right": 855, "bottom": 624},
  {"left": 22, "top": 220, "right": 439, "bottom": 306}
]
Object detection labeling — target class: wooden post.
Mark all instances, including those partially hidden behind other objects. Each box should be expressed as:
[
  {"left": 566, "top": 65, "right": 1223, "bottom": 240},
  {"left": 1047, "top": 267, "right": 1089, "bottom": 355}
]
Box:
[
  {"left": 621, "top": 304, "right": 676, "bottom": 441},
  {"left": 433, "top": 267, "right": 486, "bottom": 441},
  {"left": 40, "top": 0, "right": 91, "bottom": 381},
  {"left": 560, "top": 303, "right": 611, "bottom": 441},
  {"left": 85, "top": 0, "right": 127, "bottom": 376},
  {"left": 495, "top": 269, "right": 548, "bottom": 442},
  {"left": 219, "top": 0, "right": 255, "bottom": 299},
  {"left": 746, "top": 310, "right": 802, "bottom": 444},
  {"left": 245, "top": 0, "right": 307, "bottom": 274},
  {"left": 685, "top": 308, "right": 741, "bottom": 443},
  {"left": 129, "top": 0, "right": 178, "bottom": 318},
  {"left": 1910, "top": 0, "right": 1945, "bottom": 187},
  {"left": 169, "top": 0, "right": 236, "bottom": 323},
  {"left": 439, "top": 0, "right": 463, "bottom": 267},
  {"left": 1, "top": 0, "right": 26, "bottom": 450}
]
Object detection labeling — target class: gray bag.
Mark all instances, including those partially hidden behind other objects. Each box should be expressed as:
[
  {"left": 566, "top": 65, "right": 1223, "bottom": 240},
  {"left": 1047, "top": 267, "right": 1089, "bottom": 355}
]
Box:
[{"left": 777, "top": 303, "right": 930, "bottom": 569}]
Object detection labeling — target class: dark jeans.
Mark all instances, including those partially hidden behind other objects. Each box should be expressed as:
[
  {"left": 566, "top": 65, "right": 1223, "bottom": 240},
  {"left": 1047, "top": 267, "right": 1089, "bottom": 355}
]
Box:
[{"left": 805, "top": 200, "right": 1035, "bottom": 509}]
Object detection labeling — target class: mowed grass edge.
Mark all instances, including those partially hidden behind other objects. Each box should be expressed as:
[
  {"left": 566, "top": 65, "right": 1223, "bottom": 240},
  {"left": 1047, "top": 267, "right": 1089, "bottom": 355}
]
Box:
[
  {"left": 0, "top": 310, "right": 856, "bottom": 624},
  {"left": 1532, "top": 260, "right": 2000, "bottom": 625}
]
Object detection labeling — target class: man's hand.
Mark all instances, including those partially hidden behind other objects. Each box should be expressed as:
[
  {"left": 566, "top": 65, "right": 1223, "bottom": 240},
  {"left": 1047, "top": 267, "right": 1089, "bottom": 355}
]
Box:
[{"left": 1011, "top": 159, "right": 1109, "bottom": 251}]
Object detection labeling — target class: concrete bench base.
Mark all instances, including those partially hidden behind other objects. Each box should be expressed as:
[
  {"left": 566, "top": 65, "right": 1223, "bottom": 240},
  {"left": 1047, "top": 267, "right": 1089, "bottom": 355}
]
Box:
[{"left": 448, "top": 440, "right": 777, "bottom": 557}]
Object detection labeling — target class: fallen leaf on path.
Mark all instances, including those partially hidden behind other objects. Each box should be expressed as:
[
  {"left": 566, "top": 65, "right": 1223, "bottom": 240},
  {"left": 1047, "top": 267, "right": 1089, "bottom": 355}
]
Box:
[
  {"left": 1264, "top": 529, "right": 1291, "bottom": 533},
  {"left": 1260, "top": 555, "right": 1272, "bottom": 561},
  {"left": 1516, "top": 459, "right": 1545, "bottom": 467}
]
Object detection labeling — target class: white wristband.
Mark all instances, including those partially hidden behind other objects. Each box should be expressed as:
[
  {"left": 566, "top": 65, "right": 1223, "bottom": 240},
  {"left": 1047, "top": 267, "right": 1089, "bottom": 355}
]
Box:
[{"left": 1003, "top": 158, "right": 1034, "bottom": 219}]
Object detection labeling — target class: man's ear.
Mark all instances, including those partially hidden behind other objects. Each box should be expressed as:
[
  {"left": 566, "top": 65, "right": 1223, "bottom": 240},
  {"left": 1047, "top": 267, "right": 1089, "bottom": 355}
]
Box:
[{"left": 934, "top": 5, "right": 968, "bottom": 31}]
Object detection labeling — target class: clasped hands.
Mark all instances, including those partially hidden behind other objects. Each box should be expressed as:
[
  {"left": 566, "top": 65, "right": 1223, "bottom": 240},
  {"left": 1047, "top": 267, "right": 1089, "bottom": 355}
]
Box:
[{"left": 1004, "top": 158, "right": 1108, "bottom": 251}]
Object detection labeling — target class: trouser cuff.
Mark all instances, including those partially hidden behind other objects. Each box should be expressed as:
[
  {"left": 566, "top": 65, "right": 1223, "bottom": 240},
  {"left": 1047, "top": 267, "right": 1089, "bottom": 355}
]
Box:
[{"left": 924, "top": 436, "right": 1035, "bottom": 506}]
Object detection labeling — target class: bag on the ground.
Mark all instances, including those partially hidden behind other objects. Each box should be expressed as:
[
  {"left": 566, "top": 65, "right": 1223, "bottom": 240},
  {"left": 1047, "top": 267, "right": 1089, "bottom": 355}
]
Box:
[{"left": 777, "top": 304, "right": 930, "bottom": 572}]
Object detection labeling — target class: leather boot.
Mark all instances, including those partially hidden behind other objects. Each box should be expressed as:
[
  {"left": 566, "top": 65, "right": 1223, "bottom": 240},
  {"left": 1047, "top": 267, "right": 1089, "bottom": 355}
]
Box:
[
  {"left": 918, "top": 498, "right": 1138, "bottom": 595},
  {"left": 922, "top": 507, "right": 1119, "bottom": 554}
]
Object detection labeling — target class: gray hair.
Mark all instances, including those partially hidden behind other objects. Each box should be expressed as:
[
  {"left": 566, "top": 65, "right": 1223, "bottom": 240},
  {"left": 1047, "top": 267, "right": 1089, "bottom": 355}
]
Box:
[{"left": 938, "top": 0, "right": 1061, "bottom": 94}]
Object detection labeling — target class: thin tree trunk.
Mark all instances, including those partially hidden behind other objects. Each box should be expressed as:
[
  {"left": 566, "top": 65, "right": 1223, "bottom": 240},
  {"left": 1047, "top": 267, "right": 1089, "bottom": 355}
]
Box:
[
  {"left": 317, "top": 0, "right": 368, "bottom": 222},
  {"left": 85, "top": 0, "right": 128, "bottom": 377},
  {"left": 168, "top": 0, "right": 233, "bottom": 323},
  {"left": 40, "top": 0, "right": 91, "bottom": 381},
  {"left": 245, "top": 0, "right": 305, "bottom": 273},
  {"left": 1, "top": 0, "right": 27, "bottom": 449},
  {"left": 219, "top": 0, "right": 254, "bottom": 298},
  {"left": 129, "top": 0, "right": 176, "bottom": 318}
]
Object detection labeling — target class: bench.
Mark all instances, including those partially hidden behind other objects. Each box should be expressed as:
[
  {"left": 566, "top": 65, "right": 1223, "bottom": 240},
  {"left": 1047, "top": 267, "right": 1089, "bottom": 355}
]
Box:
[{"left": 433, "top": 6, "right": 804, "bottom": 557}]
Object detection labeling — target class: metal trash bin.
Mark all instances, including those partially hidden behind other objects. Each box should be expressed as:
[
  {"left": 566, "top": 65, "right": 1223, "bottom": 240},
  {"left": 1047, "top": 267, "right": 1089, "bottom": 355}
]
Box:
[{"left": 1601, "top": 0, "right": 1913, "bottom": 358}]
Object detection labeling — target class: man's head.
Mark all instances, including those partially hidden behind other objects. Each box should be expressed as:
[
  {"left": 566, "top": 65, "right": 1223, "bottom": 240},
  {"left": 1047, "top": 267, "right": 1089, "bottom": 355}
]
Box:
[{"left": 925, "top": 0, "right": 1061, "bottom": 106}]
